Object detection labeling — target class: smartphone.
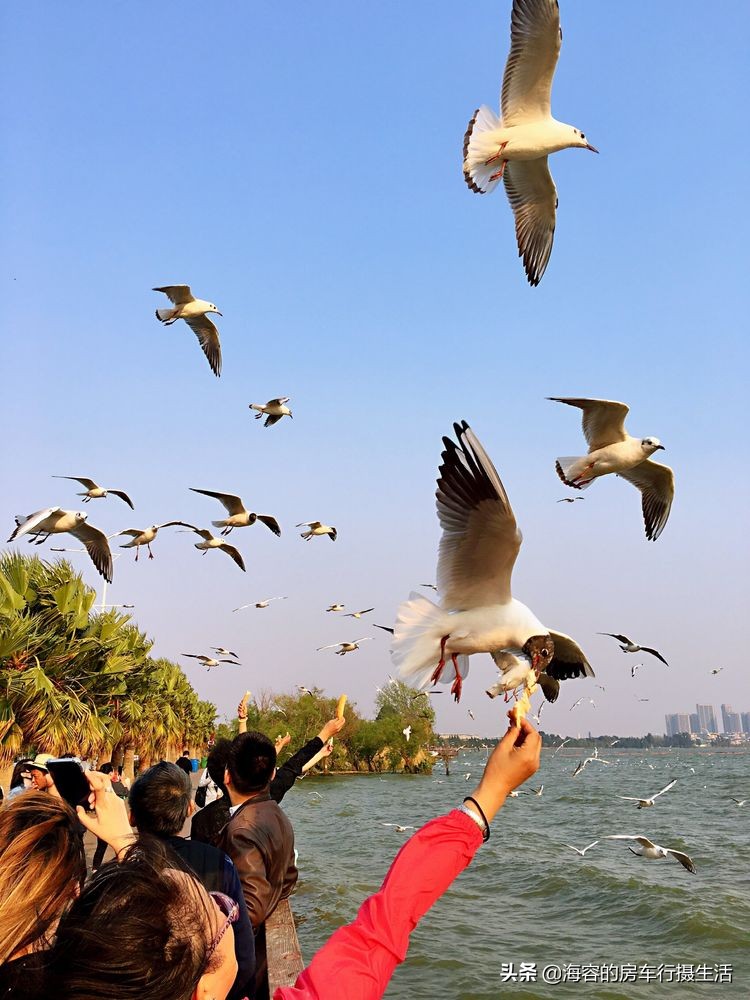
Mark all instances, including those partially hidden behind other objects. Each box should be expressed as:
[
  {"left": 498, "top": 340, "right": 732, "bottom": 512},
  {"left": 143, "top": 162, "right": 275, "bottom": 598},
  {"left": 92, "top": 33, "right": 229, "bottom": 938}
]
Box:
[{"left": 47, "top": 758, "right": 90, "bottom": 810}]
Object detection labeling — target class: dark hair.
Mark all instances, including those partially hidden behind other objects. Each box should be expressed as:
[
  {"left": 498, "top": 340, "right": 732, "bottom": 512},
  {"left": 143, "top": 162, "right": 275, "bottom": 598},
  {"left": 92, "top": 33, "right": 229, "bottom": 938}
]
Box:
[
  {"left": 129, "top": 762, "right": 191, "bottom": 837},
  {"left": 227, "top": 732, "right": 276, "bottom": 795},
  {"left": 49, "top": 846, "right": 214, "bottom": 1000},
  {"left": 0, "top": 793, "right": 86, "bottom": 962},
  {"left": 99, "top": 762, "right": 115, "bottom": 776},
  {"left": 9, "top": 759, "right": 33, "bottom": 790},
  {"left": 206, "top": 738, "right": 232, "bottom": 791}
]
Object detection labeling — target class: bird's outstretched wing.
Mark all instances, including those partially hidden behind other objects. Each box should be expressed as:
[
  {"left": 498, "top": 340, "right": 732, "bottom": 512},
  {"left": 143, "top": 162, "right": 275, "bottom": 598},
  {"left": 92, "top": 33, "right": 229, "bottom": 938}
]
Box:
[
  {"left": 345, "top": 608, "right": 374, "bottom": 618},
  {"left": 53, "top": 476, "right": 98, "bottom": 490},
  {"left": 190, "top": 489, "right": 245, "bottom": 515},
  {"left": 153, "top": 285, "right": 193, "bottom": 304},
  {"left": 69, "top": 521, "right": 114, "bottom": 583},
  {"left": 436, "top": 421, "right": 521, "bottom": 610},
  {"left": 268, "top": 397, "right": 289, "bottom": 406},
  {"left": 264, "top": 413, "right": 284, "bottom": 427},
  {"left": 296, "top": 521, "right": 321, "bottom": 529},
  {"left": 257, "top": 515, "right": 281, "bottom": 536},
  {"left": 652, "top": 779, "right": 676, "bottom": 800},
  {"left": 617, "top": 796, "right": 642, "bottom": 802},
  {"left": 617, "top": 460, "right": 674, "bottom": 541},
  {"left": 666, "top": 849, "right": 696, "bottom": 873},
  {"left": 501, "top": 0, "right": 561, "bottom": 125},
  {"left": 548, "top": 398, "right": 630, "bottom": 451},
  {"left": 599, "top": 632, "right": 632, "bottom": 644},
  {"left": 605, "top": 835, "right": 657, "bottom": 849},
  {"left": 547, "top": 630, "right": 595, "bottom": 680},
  {"left": 171, "top": 522, "right": 213, "bottom": 540},
  {"left": 115, "top": 529, "right": 142, "bottom": 538},
  {"left": 108, "top": 490, "right": 134, "bottom": 509},
  {"left": 7, "top": 508, "right": 61, "bottom": 541},
  {"left": 503, "top": 159, "right": 557, "bottom": 287},
  {"left": 218, "top": 544, "right": 246, "bottom": 572},
  {"left": 316, "top": 643, "right": 340, "bottom": 652},
  {"left": 184, "top": 315, "right": 222, "bottom": 377}
]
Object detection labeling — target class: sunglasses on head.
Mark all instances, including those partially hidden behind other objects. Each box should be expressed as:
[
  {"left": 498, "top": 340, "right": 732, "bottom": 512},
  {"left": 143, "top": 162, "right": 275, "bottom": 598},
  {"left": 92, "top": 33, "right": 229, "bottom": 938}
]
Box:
[{"left": 206, "top": 891, "right": 239, "bottom": 960}]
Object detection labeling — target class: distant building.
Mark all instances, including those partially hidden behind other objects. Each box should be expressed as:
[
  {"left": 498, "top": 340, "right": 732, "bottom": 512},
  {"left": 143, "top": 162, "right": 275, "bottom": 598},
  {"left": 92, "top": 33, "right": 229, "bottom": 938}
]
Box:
[
  {"left": 665, "top": 713, "right": 680, "bottom": 736},
  {"left": 721, "top": 704, "right": 742, "bottom": 734},
  {"left": 676, "top": 713, "right": 691, "bottom": 734},
  {"left": 689, "top": 713, "right": 700, "bottom": 734},
  {"left": 696, "top": 704, "right": 718, "bottom": 732},
  {"left": 741, "top": 712, "right": 750, "bottom": 735}
]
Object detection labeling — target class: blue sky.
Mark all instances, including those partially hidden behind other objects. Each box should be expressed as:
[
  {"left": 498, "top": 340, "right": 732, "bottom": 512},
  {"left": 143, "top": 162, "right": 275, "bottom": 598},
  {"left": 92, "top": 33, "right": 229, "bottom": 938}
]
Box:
[{"left": 2, "top": 1, "right": 748, "bottom": 737}]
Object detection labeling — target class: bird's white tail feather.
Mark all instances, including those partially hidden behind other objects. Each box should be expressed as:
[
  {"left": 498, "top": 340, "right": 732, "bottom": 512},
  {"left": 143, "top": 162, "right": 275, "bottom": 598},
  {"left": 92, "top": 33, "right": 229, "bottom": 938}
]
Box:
[
  {"left": 555, "top": 457, "right": 596, "bottom": 489},
  {"left": 155, "top": 307, "right": 177, "bottom": 322},
  {"left": 392, "top": 591, "right": 450, "bottom": 687},
  {"left": 463, "top": 105, "right": 504, "bottom": 195}
]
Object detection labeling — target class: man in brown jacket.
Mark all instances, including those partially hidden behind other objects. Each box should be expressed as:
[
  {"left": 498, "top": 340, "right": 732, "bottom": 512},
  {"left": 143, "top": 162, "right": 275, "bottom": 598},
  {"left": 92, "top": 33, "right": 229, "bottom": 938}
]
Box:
[{"left": 219, "top": 731, "right": 298, "bottom": 998}]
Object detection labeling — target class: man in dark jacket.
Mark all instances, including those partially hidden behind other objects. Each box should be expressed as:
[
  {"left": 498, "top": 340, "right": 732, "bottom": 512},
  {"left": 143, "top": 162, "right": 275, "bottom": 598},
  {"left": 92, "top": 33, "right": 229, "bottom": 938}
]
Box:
[
  {"left": 191, "top": 716, "right": 345, "bottom": 847},
  {"left": 128, "top": 762, "right": 256, "bottom": 1000}
]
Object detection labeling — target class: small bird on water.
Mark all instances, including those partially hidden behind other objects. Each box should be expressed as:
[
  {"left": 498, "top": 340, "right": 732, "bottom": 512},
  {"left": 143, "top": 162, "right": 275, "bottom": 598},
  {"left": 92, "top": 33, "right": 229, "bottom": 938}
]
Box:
[
  {"left": 549, "top": 397, "right": 674, "bottom": 540},
  {"left": 462, "top": 0, "right": 598, "bottom": 285},
  {"left": 153, "top": 285, "right": 223, "bottom": 376}
]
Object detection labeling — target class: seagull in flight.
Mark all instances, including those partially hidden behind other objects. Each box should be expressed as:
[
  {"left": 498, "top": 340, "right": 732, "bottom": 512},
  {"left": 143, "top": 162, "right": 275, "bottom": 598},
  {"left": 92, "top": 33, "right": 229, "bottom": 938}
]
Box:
[
  {"left": 618, "top": 778, "right": 677, "bottom": 809},
  {"left": 552, "top": 738, "right": 571, "bottom": 757},
  {"left": 326, "top": 604, "right": 345, "bottom": 612},
  {"left": 564, "top": 841, "right": 599, "bottom": 857},
  {"left": 630, "top": 663, "right": 643, "bottom": 678},
  {"left": 462, "top": 0, "right": 598, "bottom": 286},
  {"left": 189, "top": 489, "right": 281, "bottom": 537},
  {"left": 8, "top": 508, "right": 113, "bottom": 582},
  {"left": 316, "top": 638, "right": 372, "bottom": 656},
  {"left": 731, "top": 798, "right": 746, "bottom": 807},
  {"left": 599, "top": 633, "right": 668, "bottom": 666},
  {"left": 402, "top": 726, "right": 412, "bottom": 742},
  {"left": 557, "top": 497, "right": 584, "bottom": 503},
  {"left": 420, "top": 583, "right": 438, "bottom": 592},
  {"left": 604, "top": 835, "right": 696, "bottom": 874},
  {"left": 297, "top": 521, "right": 337, "bottom": 541},
  {"left": 233, "top": 597, "right": 287, "bottom": 611},
  {"left": 344, "top": 608, "right": 374, "bottom": 619},
  {"left": 468, "top": 709, "right": 476, "bottom": 720},
  {"left": 572, "top": 748, "right": 610, "bottom": 777},
  {"left": 392, "top": 421, "right": 594, "bottom": 703},
  {"left": 113, "top": 522, "right": 192, "bottom": 561},
  {"left": 53, "top": 477, "right": 134, "bottom": 509},
  {"left": 531, "top": 785, "right": 544, "bottom": 797},
  {"left": 249, "top": 397, "right": 292, "bottom": 427},
  {"left": 212, "top": 647, "right": 239, "bottom": 659},
  {"left": 175, "top": 524, "right": 246, "bottom": 571},
  {"left": 549, "top": 398, "right": 674, "bottom": 540},
  {"left": 711, "top": 667, "right": 724, "bottom": 675},
  {"left": 570, "top": 697, "right": 596, "bottom": 712},
  {"left": 382, "top": 824, "right": 415, "bottom": 833},
  {"left": 153, "top": 285, "right": 222, "bottom": 376},
  {"left": 182, "top": 654, "right": 241, "bottom": 669}
]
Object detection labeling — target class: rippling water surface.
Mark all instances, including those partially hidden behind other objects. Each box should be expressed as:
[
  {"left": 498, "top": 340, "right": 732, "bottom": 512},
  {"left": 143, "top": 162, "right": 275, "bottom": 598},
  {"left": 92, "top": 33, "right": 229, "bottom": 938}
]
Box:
[{"left": 282, "top": 749, "right": 750, "bottom": 998}]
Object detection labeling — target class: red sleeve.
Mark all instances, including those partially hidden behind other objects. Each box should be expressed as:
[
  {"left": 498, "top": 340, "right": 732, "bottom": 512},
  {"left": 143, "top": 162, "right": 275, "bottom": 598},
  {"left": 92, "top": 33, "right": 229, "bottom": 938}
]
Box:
[{"left": 274, "top": 810, "right": 482, "bottom": 1000}]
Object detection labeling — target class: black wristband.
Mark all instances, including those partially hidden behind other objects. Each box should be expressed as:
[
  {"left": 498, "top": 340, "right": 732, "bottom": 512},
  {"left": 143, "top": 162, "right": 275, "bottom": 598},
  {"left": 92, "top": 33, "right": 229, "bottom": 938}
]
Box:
[{"left": 463, "top": 796, "right": 490, "bottom": 842}]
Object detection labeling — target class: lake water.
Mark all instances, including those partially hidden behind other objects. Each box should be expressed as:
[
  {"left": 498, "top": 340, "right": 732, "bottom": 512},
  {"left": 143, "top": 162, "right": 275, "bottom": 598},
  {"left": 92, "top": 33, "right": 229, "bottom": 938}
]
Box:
[{"left": 282, "top": 748, "right": 750, "bottom": 998}]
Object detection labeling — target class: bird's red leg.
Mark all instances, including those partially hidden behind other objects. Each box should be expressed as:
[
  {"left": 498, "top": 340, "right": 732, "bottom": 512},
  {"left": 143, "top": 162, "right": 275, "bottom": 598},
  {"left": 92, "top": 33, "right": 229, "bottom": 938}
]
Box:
[
  {"left": 449, "top": 654, "right": 463, "bottom": 702},
  {"left": 430, "top": 635, "right": 450, "bottom": 685},
  {"left": 488, "top": 161, "right": 507, "bottom": 183},
  {"left": 485, "top": 141, "right": 508, "bottom": 166}
]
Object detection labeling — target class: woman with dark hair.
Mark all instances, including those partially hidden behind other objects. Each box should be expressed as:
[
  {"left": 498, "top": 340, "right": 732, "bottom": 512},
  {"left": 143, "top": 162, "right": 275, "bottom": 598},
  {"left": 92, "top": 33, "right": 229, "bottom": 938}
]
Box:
[
  {"left": 0, "top": 792, "right": 87, "bottom": 995},
  {"left": 6, "top": 760, "right": 33, "bottom": 802}
]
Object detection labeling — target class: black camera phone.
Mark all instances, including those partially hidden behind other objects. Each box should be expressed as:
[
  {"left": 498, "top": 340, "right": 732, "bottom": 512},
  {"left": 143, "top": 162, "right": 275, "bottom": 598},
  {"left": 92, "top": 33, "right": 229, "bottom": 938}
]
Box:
[{"left": 47, "top": 758, "right": 91, "bottom": 810}]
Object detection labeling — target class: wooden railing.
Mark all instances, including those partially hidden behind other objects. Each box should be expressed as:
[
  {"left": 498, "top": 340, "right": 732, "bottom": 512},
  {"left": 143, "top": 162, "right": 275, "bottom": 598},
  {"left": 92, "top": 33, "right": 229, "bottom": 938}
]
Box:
[{"left": 266, "top": 898, "right": 304, "bottom": 994}]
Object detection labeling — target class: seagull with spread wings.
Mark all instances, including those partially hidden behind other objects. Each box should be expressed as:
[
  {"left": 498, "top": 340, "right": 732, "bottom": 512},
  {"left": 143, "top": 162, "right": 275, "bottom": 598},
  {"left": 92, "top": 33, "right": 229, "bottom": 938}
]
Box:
[
  {"left": 189, "top": 488, "right": 281, "bottom": 537},
  {"left": 343, "top": 608, "right": 374, "bottom": 619},
  {"left": 392, "top": 421, "right": 594, "bottom": 702},
  {"left": 564, "top": 841, "right": 599, "bottom": 857},
  {"left": 599, "top": 633, "right": 669, "bottom": 666},
  {"left": 316, "top": 638, "right": 372, "bottom": 656},
  {"left": 297, "top": 521, "right": 337, "bottom": 541},
  {"left": 175, "top": 524, "right": 246, "bottom": 571},
  {"left": 8, "top": 508, "right": 113, "bottom": 582},
  {"left": 153, "top": 285, "right": 223, "bottom": 376},
  {"left": 212, "top": 647, "right": 239, "bottom": 659},
  {"left": 52, "top": 476, "right": 134, "bottom": 509},
  {"left": 462, "top": 0, "right": 598, "bottom": 286},
  {"left": 182, "top": 653, "right": 241, "bottom": 670},
  {"left": 618, "top": 778, "right": 676, "bottom": 809},
  {"left": 549, "top": 397, "right": 674, "bottom": 540},
  {"left": 233, "top": 597, "right": 288, "bottom": 612},
  {"left": 249, "top": 397, "right": 292, "bottom": 427},
  {"left": 114, "top": 522, "right": 193, "bottom": 561},
  {"left": 604, "top": 835, "right": 696, "bottom": 874}
]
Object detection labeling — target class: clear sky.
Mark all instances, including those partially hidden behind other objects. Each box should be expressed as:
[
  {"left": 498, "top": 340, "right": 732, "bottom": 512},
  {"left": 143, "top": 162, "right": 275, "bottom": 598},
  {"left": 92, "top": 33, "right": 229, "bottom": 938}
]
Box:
[{"left": 2, "top": 1, "right": 748, "bottom": 738}]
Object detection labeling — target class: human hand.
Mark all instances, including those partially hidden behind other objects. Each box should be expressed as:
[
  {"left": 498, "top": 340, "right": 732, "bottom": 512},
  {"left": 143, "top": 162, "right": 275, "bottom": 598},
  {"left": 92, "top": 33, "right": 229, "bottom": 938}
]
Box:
[
  {"left": 77, "top": 770, "right": 135, "bottom": 859},
  {"left": 467, "top": 716, "right": 541, "bottom": 825},
  {"left": 320, "top": 740, "right": 334, "bottom": 759},
  {"left": 319, "top": 716, "right": 346, "bottom": 742},
  {"left": 275, "top": 732, "right": 292, "bottom": 753},
  {"left": 237, "top": 690, "right": 251, "bottom": 720}
]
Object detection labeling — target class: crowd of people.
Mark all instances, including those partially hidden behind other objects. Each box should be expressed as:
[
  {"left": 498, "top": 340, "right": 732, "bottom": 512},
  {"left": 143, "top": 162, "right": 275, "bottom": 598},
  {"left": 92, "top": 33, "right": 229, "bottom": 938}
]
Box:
[{"left": 0, "top": 712, "right": 541, "bottom": 999}]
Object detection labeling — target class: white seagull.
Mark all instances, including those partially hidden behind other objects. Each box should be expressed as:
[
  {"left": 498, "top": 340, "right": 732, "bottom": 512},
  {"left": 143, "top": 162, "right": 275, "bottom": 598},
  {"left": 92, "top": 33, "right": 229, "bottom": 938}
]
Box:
[
  {"left": 618, "top": 778, "right": 677, "bottom": 809},
  {"left": 604, "top": 835, "right": 696, "bottom": 874},
  {"left": 233, "top": 597, "right": 288, "bottom": 611},
  {"left": 731, "top": 798, "right": 746, "bottom": 807},
  {"left": 382, "top": 824, "right": 415, "bottom": 833},
  {"left": 52, "top": 476, "right": 134, "bottom": 509},
  {"left": 552, "top": 738, "right": 571, "bottom": 757},
  {"left": 249, "top": 397, "right": 292, "bottom": 427},
  {"left": 403, "top": 726, "right": 412, "bottom": 742},
  {"left": 175, "top": 524, "right": 246, "bottom": 572},
  {"left": 711, "top": 667, "right": 724, "bottom": 675},
  {"left": 343, "top": 608, "right": 374, "bottom": 619},
  {"left": 569, "top": 697, "right": 596, "bottom": 712},
  {"left": 297, "top": 521, "right": 337, "bottom": 542},
  {"left": 316, "top": 638, "right": 372, "bottom": 656},
  {"left": 189, "top": 488, "right": 281, "bottom": 537},
  {"left": 572, "top": 748, "right": 610, "bottom": 777},
  {"left": 114, "top": 521, "right": 191, "bottom": 561},
  {"left": 8, "top": 508, "right": 113, "bottom": 582},
  {"left": 462, "top": 0, "right": 598, "bottom": 286},
  {"left": 564, "top": 841, "right": 599, "bottom": 857},
  {"left": 599, "top": 633, "right": 669, "bottom": 666},
  {"left": 182, "top": 654, "right": 241, "bottom": 670},
  {"left": 549, "top": 398, "right": 674, "bottom": 540},
  {"left": 326, "top": 604, "right": 346, "bottom": 612},
  {"left": 212, "top": 646, "right": 239, "bottom": 659},
  {"left": 153, "top": 285, "right": 222, "bottom": 376},
  {"left": 630, "top": 663, "right": 643, "bottom": 678},
  {"left": 393, "top": 421, "right": 594, "bottom": 703}
]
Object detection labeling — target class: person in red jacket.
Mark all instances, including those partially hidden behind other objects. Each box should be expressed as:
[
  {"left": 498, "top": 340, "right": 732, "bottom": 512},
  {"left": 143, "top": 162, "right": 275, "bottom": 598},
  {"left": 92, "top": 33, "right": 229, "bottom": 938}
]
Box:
[{"left": 275, "top": 714, "right": 541, "bottom": 1000}]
